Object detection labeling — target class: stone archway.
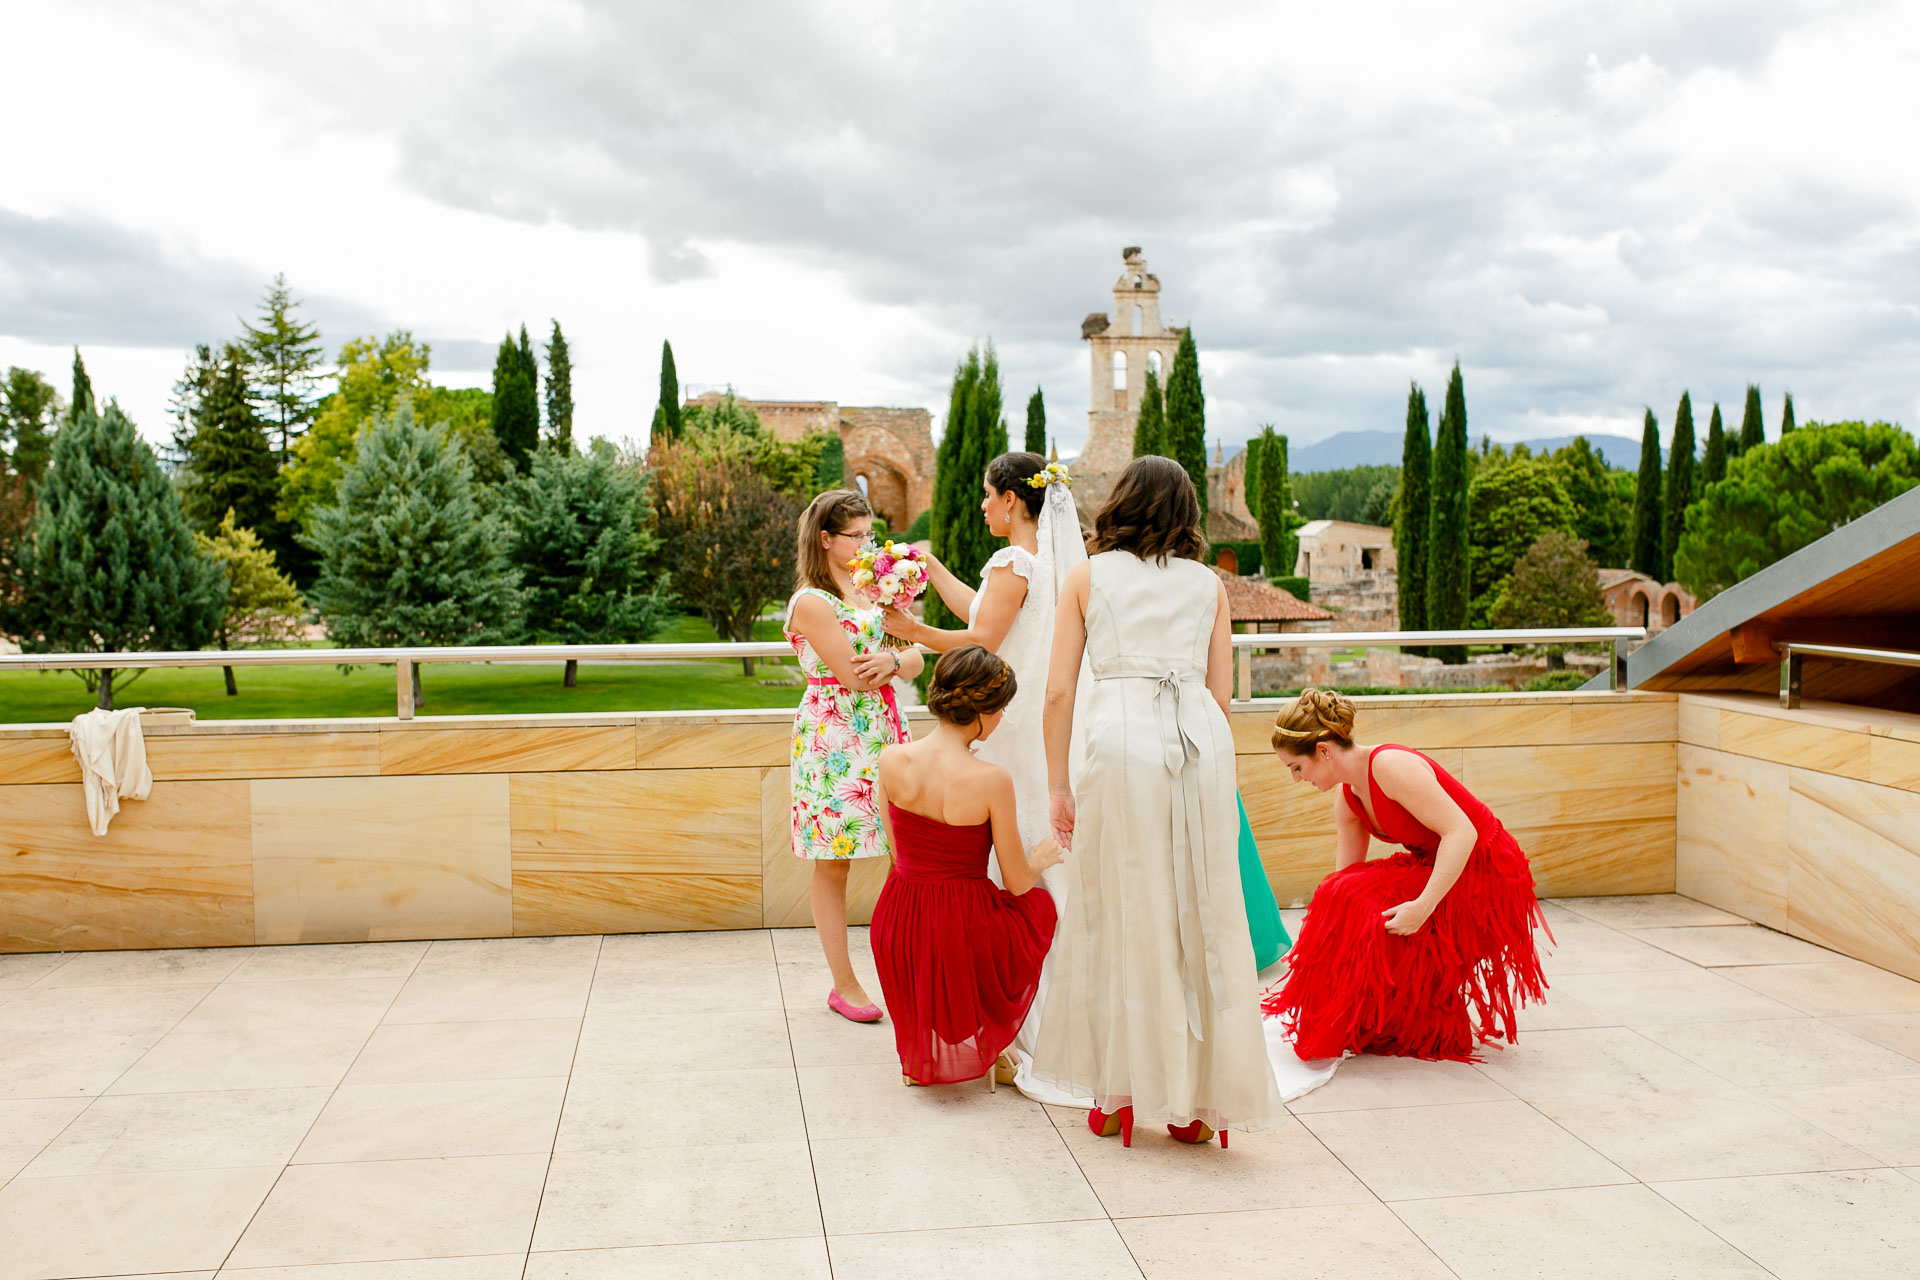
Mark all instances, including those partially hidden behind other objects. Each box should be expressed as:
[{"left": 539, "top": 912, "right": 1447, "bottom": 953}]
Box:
[
  {"left": 1661, "top": 591, "right": 1682, "bottom": 628},
  {"left": 856, "top": 460, "right": 912, "bottom": 531},
  {"left": 841, "top": 421, "right": 927, "bottom": 530}
]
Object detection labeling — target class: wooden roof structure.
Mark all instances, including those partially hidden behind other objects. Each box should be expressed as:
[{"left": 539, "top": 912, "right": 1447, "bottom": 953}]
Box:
[{"left": 1626, "top": 486, "right": 1920, "bottom": 710}]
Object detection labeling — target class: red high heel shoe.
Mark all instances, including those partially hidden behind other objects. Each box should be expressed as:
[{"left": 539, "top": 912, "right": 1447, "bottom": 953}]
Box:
[
  {"left": 1088, "top": 1105, "right": 1134, "bottom": 1147},
  {"left": 1167, "top": 1120, "right": 1228, "bottom": 1148}
]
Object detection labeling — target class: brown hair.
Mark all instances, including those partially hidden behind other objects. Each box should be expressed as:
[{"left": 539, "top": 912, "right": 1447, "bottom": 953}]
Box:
[
  {"left": 795, "top": 489, "right": 873, "bottom": 594},
  {"left": 1089, "top": 455, "right": 1205, "bottom": 565},
  {"left": 1272, "top": 687, "right": 1357, "bottom": 755},
  {"left": 984, "top": 451, "right": 1047, "bottom": 519},
  {"left": 926, "top": 644, "right": 1017, "bottom": 726}
]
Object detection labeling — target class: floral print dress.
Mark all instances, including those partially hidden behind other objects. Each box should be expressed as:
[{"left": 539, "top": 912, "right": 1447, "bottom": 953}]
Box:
[{"left": 786, "top": 587, "right": 910, "bottom": 860}]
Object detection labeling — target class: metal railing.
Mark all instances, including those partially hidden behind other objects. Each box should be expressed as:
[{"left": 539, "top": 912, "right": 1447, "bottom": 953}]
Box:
[
  {"left": 1776, "top": 641, "right": 1920, "bottom": 709},
  {"left": 0, "top": 628, "right": 1647, "bottom": 721}
]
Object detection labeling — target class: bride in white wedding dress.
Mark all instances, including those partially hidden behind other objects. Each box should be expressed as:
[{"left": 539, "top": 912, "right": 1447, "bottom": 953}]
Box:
[{"left": 882, "top": 451, "right": 1084, "bottom": 1096}]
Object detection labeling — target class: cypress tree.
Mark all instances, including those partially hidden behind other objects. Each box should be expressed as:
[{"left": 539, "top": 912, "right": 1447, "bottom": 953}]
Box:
[
  {"left": 1781, "top": 391, "right": 1796, "bottom": 436},
  {"left": 927, "top": 344, "right": 1008, "bottom": 630},
  {"left": 490, "top": 331, "right": 539, "bottom": 470},
  {"left": 1631, "top": 408, "right": 1664, "bottom": 578},
  {"left": 544, "top": 321, "right": 574, "bottom": 454},
  {"left": 70, "top": 348, "right": 95, "bottom": 425},
  {"left": 1425, "top": 362, "right": 1469, "bottom": 663},
  {"left": 1702, "top": 403, "right": 1728, "bottom": 487},
  {"left": 181, "top": 344, "right": 280, "bottom": 536},
  {"left": 1024, "top": 387, "right": 1046, "bottom": 456},
  {"left": 1163, "top": 329, "right": 1208, "bottom": 515},
  {"left": 5, "top": 401, "right": 223, "bottom": 708},
  {"left": 1252, "top": 426, "right": 1294, "bottom": 580},
  {"left": 1132, "top": 368, "right": 1166, "bottom": 457},
  {"left": 1737, "top": 384, "right": 1764, "bottom": 455},
  {"left": 1661, "top": 392, "right": 1697, "bottom": 582},
  {"left": 653, "top": 340, "right": 682, "bottom": 445},
  {"left": 1396, "top": 382, "right": 1431, "bottom": 648},
  {"left": 1242, "top": 432, "right": 1264, "bottom": 520},
  {"left": 240, "top": 273, "right": 325, "bottom": 461}
]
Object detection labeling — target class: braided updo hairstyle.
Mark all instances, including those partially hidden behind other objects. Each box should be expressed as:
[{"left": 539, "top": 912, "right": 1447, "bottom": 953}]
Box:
[
  {"left": 1271, "top": 687, "right": 1357, "bottom": 755},
  {"left": 926, "top": 644, "right": 1018, "bottom": 727},
  {"left": 984, "top": 451, "right": 1047, "bottom": 519}
]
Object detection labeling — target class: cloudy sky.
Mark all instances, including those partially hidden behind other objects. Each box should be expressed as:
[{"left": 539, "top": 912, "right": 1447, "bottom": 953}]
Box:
[{"left": 2, "top": 0, "right": 1916, "bottom": 457}]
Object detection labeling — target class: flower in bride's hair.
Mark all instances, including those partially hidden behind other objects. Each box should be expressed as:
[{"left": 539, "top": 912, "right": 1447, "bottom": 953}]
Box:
[{"left": 1026, "top": 462, "right": 1073, "bottom": 490}]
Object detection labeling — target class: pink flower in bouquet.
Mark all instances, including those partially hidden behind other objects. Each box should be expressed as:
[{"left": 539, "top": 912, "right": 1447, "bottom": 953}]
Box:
[{"left": 848, "top": 539, "right": 928, "bottom": 610}]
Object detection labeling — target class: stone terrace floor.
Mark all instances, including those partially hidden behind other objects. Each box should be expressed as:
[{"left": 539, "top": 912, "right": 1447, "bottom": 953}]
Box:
[{"left": 4, "top": 897, "right": 1920, "bottom": 1280}]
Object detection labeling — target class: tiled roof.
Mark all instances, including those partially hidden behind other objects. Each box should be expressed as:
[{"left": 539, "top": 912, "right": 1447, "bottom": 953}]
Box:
[{"left": 1213, "top": 567, "right": 1334, "bottom": 622}]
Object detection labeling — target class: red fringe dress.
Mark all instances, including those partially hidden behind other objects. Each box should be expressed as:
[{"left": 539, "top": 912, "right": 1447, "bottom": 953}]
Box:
[
  {"left": 1263, "top": 745, "right": 1549, "bottom": 1062},
  {"left": 871, "top": 805, "right": 1058, "bottom": 1084}
]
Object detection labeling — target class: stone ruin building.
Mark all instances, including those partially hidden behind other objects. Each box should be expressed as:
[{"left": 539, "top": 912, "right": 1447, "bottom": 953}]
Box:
[{"left": 1074, "top": 247, "right": 1186, "bottom": 513}]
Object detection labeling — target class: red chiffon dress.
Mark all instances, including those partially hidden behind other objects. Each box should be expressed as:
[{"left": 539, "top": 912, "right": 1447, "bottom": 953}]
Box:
[
  {"left": 870, "top": 804, "right": 1058, "bottom": 1084},
  {"left": 1263, "top": 745, "right": 1549, "bottom": 1062}
]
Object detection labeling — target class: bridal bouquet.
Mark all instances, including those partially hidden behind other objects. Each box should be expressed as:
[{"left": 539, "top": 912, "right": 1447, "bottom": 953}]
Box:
[{"left": 849, "top": 539, "right": 929, "bottom": 612}]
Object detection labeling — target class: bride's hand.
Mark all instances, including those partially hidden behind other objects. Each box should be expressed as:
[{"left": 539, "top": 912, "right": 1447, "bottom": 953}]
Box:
[
  {"left": 1048, "top": 790, "right": 1076, "bottom": 852},
  {"left": 879, "top": 606, "right": 917, "bottom": 640}
]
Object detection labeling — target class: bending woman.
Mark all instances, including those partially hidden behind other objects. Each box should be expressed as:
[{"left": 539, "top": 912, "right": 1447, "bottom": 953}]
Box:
[{"left": 1261, "top": 689, "right": 1550, "bottom": 1062}]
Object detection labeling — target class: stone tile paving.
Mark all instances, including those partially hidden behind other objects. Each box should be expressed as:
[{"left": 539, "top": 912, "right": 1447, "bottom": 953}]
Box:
[{"left": 2, "top": 897, "right": 1919, "bottom": 1279}]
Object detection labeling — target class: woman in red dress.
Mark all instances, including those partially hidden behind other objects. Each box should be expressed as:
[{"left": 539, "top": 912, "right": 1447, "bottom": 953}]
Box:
[
  {"left": 871, "top": 645, "right": 1063, "bottom": 1086},
  {"left": 1262, "top": 689, "right": 1549, "bottom": 1062}
]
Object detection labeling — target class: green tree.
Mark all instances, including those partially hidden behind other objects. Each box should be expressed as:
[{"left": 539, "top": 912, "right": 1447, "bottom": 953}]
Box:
[
  {"left": 1025, "top": 387, "right": 1046, "bottom": 456},
  {"left": 1426, "top": 361, "right": 1470, "bottom": 662},
  {"left": 506, "top": 446, "right": 674, "bottom": 686},
  {"left": 1396, "top": 383, "right": 1431, "bottom": 643},
  {"left": 490, "top": 327, "right": 539, "bottom": 471},
  {"left": 1163, "top": 329, "right": 1208, "bottom": 514},
  {"left": 1293, "top": 464, "right": 1399, "bottom": 522},
  {"left": 1467, "top": 455, "right": 1576, "bottom": 627},
  {"left": 2, "top": 366, "right": 61, "bottom": 486},
  {"left": 1631, "top": 408, "right": 1664, "bottom": 578},
  {"left": 678, "top": 392, "right": 834, "bottom": 501},
  {"left": 305, "top": 404, "right": 523, "bottom": 707},
  {"left": 1488, "top": 529, "right": 1609, "bottom": 668},
  {"left": 1736, "top": 384, "right": 1764, "bottom": 455},
  {"left": 1702, "top": 403, "right": 1729, "bottom": 488},
  {"left": 1781, "top": 392, "right": 1796, "bottom": 436},
  {"left": 278, "top": 332, "right": 434, "bottom": 549},
  {"left": 195, "top": 509, "right": 307, "bottom": 696},
  {"left": 181, "top": 344, "right": 280, "bottom": 537},
  {"left": 927, "top": 344, "right": 1008, "bottom": 630},
  {"left": 544, "top": 321, "right": 574, "bottom": 454},
  {"left": 1675, "top": 422, "right": 1920, "bottom": 598},
  {"left": 3, "top": 402, "right": 222, "bottom": 708},
  {"left": 69, "top": 348, "right": 95, "bottom": 425},
  {"left": 241, "top": 273, "right": 325, "bottom": 461},
  {"left": 652, "top": 340, "right": 681, "bottom": 445},
  {"left": 1251, "top": 426, "right": 1296, "bottom": 581},
  {"left": 1662, "top": 391, "right": 1697, "bottom": 582},
  {"left": 1132, "top": 367, "right": 1165, "bottom": 457},
  {"left": 419, "top": 385, "right": 508, "bottom": 487},
  {"left": 652, "top": 442, "right": 801, "bottom": 674},
  {"left": 1549, "top": 436, "right": 1629, "bottom": 568}
]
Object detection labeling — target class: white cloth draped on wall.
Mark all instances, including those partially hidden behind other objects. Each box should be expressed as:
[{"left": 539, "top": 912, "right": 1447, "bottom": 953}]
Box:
[{"left": 68, "top": 707, "right": 152, "bottom": 835}]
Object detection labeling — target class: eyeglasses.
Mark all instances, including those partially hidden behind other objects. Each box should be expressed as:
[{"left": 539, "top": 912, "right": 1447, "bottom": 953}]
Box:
[{"left": 829, "top": 531, "right": 866, "bottom": 542}]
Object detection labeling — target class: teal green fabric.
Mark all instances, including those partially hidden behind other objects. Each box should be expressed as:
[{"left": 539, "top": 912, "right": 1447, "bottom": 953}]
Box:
[{"left": 1238, "top": 791, "right": 1290, "bottom": 970}]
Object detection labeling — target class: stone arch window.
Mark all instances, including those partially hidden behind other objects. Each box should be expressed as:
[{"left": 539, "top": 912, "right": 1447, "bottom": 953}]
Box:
[
  {"left": 1661, "top": 592, "right": 1681, "bottom": 627},
  {"left": 855, "top": 473, "right": 870, "bottom": 499},
  {"left": 1634, "top": 591, "right": 1651, "bottom": 628},
  {"left": 1112, "top": 350, "right": 1128, "bottom": 410},
  {"left": 1132, "top": 305, "right": 1143, "bottom": 337},
  {"left": 1147, "top": 350, "right": 1162, "bottom": 378}
]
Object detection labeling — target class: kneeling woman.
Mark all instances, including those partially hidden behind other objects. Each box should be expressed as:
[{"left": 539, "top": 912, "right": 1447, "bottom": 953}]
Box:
[
  {"left": 871, "top": 645, "right": 1063, "bottom": 1086},
  {"left": 1262, "top": 689, "right": 1550, "bottom": 1062}
]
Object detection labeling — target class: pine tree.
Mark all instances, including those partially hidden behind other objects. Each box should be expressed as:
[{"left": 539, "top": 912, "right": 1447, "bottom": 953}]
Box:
[
  {"left": 927, "top": 344, "right": 1009, "bottom": 630},
  {"left": 1425, "top": 362, "right": 1470, "bottom": 663},
  {"left": 543, "top": 321, "right": 574, "bottom": 454},
  {"left": 1132, "top": 368, "right": 1166, "bottom": 457},
  {"left": 3, "top": 402, "right": 223, "bottom": 708},
  {"left": 1252, "top": 426, "right": 1294, "bottom": 580},
  {"left": 195, "top": 510, "right": 307, "bottom": 696},
  {"left": 241, "top": 273, "right": 325, "bottom": 461},
  {"left": 1, "top": 366, "right": 60, "bottom": 486},
  {"left": 506, "top": 446, "right": 673, "bottom": 686},
  {"left": 1702, "top": 403, "right": 1728, "bottom": 487},
  {"left": 490, "top": 331, "right": 539, "bottom": 470},
  {"left": 1024, "top": 387, "right": 1046, "bottom": 456},
  {"left": 306, "top": 403, "right": 523, "bottom": 707},
  {"left": 1661, "top": 392, "right": 1697, "bottom": 583},
  {"left": 1163, "top": 329, "right": 1208, "bottom": 515},
  {"left": 1737, "top": 384, "right": 1764, "bottom": 455},
  {"left": 69, "top": 349, "right": 95, "bottom": 425},
  {"left": 1781, "top": 391, "right": 1796, "bottom": 436},
  {"left": 653, "top": 340, "right": 682, "bottom": 445},
  {"left": 181, "top": 344, "right": 280, "bottom": 536},
  {"left": 1631, "top": 408, "right": 1664, "bottom": 579},
  {"left": 1396, "top": 382, "right": 1431, "bottom": 647}
]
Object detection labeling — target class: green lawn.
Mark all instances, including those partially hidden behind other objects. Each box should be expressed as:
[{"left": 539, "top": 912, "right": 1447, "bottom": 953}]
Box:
[{"left": 0, "top": 614, "right": 804, "bottom": 723}]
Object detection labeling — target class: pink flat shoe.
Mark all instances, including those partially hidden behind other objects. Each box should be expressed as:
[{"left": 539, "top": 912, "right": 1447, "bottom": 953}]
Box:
[{"left": 828, "top": 989, "right": 883, "bottom": 1023}]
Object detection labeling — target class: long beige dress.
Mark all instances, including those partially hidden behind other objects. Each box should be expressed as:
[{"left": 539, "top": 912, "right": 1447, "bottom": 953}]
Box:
[{"left": 1026, "top": 551, "right": 1285, "bottom": 1130}]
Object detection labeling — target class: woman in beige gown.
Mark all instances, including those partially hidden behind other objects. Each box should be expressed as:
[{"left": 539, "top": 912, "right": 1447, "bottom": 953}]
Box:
[{"left": 1027, "top": 456, "right": 1285, "bottom": 1147}]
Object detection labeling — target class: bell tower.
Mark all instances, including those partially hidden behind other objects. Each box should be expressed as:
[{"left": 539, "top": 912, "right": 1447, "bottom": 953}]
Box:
[{"left": 1076, "top": 246, "right": 1184, "bottom": 508}]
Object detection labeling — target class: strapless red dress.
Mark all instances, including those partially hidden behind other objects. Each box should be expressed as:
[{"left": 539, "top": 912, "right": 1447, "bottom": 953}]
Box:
[
  {"left": 870, "top": 804, "right": 1058, "bottom": 1084},
  {"left": 1262, "top": 745, "right": 1549, "bottom": 1062}
]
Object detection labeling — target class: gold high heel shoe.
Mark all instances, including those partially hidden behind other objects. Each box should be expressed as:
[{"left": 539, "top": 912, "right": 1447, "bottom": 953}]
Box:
[{"left": 988, "top": 1052, "right": 1016, "bottom": 1093}]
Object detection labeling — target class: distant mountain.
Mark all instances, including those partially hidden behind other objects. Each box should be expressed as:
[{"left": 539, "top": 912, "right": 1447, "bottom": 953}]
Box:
[{"left": 1285, "top": 430, "right": 1641, "bottom": 474}]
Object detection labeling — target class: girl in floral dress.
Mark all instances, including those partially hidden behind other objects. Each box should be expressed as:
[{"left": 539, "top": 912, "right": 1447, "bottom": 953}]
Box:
[{"left": 787, "top": 489, "right": 927, "bottom": 1023}]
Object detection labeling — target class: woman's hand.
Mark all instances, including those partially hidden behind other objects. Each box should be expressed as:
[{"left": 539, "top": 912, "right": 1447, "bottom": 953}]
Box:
[
  {"left": 850, "top": 648, "right": 902, "bottom": 686},
  {"left": 880, "top": 606, "right": 918, "bottom": 642},
  {"left": 1381, "top": 899, "right": 1434, "bottom": 936},
  {"left": 1049, "top": 790, "right": 1076, "bottom": 851},
  {"left": 1026, "top": 835, "right": 1065, "bottom": 874}
]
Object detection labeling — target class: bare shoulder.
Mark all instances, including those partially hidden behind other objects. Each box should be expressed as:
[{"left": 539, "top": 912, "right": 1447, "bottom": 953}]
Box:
[
  {"left": 790, "top": 591, "right": 833, "bottom": 626},
  {"left": 1372, "top": 747, "right": 1438, "bottom": 792}
]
